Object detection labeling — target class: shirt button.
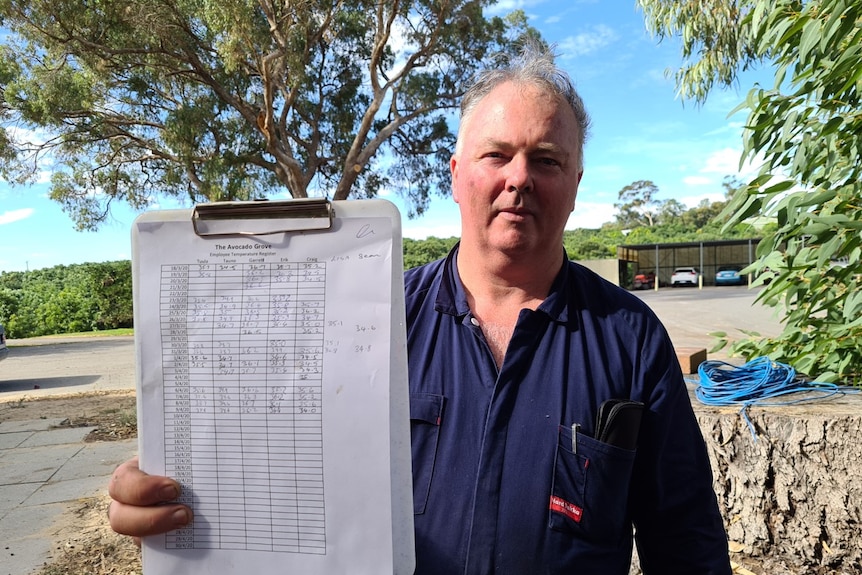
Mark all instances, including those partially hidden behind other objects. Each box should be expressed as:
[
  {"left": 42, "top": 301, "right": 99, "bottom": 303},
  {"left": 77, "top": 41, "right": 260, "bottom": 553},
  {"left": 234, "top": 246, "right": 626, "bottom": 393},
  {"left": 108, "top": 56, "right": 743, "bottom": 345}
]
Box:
[{"left": 470, "top": 317, "right": 479, "bottom": 326}]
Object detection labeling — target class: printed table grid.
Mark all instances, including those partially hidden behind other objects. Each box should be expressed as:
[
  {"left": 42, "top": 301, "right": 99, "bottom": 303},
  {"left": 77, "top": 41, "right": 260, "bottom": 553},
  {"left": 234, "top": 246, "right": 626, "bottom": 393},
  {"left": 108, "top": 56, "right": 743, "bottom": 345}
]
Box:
[{"left": 160, "top": 262, "right": 326, "bottom": 553}]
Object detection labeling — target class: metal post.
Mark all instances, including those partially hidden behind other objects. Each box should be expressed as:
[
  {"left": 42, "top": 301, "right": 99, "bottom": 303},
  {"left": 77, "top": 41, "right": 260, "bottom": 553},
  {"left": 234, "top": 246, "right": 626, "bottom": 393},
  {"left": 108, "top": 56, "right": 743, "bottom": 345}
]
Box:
[{"left": 748, "top": 239, "right": 753, "bottom": 286}]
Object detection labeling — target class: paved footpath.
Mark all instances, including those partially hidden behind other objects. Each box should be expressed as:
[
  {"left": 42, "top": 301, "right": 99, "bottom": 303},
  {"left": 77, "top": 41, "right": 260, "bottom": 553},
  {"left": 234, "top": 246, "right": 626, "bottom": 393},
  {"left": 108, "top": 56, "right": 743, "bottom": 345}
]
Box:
[{"left": 0, "top": 418, "right": 137, "bottom": 575}]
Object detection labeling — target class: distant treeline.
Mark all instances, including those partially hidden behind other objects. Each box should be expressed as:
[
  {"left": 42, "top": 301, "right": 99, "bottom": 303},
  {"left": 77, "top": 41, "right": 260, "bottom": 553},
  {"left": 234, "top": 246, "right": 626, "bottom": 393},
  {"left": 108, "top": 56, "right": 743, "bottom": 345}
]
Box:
[
  {"left": 0, "top": 261, "right": 133, "bottom": 339},
  {"left": 0, "top": 219, "right": 759, "bottom": 339}
]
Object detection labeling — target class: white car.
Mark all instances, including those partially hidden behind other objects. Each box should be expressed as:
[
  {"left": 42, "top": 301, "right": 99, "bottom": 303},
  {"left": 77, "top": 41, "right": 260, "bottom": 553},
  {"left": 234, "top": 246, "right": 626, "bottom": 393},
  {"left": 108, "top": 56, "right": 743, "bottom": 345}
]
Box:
[
  {"left": 670, "top": 267, "right": 700, "bottom": 287},
  {"left": 0, "top": 323, "right": 8, "bottom": 362}
]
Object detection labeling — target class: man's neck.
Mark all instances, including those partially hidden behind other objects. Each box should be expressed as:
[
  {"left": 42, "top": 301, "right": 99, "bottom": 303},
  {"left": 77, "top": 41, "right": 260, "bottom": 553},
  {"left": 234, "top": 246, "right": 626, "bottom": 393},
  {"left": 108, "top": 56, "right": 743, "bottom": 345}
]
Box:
[
  {"left": 458, "top": 244, "right": 563, "bottom": 290},
  {"left": 456, "top": 243, "right": 563, "bottom": 310}
]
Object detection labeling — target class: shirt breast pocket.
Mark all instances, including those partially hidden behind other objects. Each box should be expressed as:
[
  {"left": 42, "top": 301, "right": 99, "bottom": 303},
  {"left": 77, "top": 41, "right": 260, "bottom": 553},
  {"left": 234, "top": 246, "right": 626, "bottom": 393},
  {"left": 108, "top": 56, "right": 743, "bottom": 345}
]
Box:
[
  {"left": 410, "top": 393, "right": 444, "bottom": 515},
  {"left": 548, "top": 425, "right": 636, "bottom": 544}
]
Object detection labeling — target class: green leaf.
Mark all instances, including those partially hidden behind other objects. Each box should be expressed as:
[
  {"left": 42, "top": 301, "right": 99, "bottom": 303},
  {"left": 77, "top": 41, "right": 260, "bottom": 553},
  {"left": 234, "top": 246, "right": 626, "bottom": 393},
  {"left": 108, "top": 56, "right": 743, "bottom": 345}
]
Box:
[
  {"left": 821, "top": 115, "right": 844, "bottom": 135},
  {"left": 839, "top": 62, "right": 862, "bottom": 95},
  {"left": 798, "top": 16, "right": 821, "bottom": 64},
  {"left": 844, "top": 290, "right": 862, "bottom": 322},
  {"left": 763, "top": 179, "right": 796, "bottom": 195},
  {"left": 796, "top": 188, "right": 838, "bottom": 207},
  {"left": 708, "top": 340, "right": 728, "bottom": 354}
]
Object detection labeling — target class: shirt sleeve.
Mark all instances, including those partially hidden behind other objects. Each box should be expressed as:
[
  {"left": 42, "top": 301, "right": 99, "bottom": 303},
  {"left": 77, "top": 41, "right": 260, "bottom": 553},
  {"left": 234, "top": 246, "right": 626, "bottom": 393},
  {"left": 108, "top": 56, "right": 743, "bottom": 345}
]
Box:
[{"left": 628, "top": 329, "right": 733, "bottom": 575}]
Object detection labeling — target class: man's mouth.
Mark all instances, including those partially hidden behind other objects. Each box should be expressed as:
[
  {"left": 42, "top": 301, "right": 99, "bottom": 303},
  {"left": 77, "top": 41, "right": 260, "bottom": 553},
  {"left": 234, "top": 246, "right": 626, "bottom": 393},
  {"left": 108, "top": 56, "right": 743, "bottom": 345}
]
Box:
[{"left": 498, "top": 206, "right": 530, "bottom": 219}]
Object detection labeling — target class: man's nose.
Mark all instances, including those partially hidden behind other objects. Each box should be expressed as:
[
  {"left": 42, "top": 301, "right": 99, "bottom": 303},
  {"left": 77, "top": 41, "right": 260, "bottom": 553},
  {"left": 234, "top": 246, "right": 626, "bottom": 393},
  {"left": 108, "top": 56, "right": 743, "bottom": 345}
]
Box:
[{"left": 504, "top": 155, "right": 533, "bottom": 194}]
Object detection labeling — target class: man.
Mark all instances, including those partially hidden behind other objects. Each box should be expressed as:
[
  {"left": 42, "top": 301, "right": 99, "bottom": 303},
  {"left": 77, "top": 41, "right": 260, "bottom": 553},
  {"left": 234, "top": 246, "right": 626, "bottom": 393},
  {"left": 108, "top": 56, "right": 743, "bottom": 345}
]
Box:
[{"left": 108, "top": 43, "right": 732, "bottom": 574}]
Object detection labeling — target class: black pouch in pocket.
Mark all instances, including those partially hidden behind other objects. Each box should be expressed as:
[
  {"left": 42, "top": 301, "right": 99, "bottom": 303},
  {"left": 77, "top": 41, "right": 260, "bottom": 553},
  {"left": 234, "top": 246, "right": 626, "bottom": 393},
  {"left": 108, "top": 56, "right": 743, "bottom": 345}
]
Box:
[
  {"left": 595, "top": 399, "right": 644, "bottom": 451},
  {"left": 410, "top": 393, "right": 444, "bottom": 514}
]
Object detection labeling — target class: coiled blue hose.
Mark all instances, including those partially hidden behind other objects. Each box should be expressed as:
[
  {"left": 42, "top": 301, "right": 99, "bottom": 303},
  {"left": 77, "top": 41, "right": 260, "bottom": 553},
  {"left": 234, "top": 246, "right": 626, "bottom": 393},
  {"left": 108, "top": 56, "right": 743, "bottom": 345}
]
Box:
[{"left": 691, "top": 356, "right": 858, "bottom": 438}]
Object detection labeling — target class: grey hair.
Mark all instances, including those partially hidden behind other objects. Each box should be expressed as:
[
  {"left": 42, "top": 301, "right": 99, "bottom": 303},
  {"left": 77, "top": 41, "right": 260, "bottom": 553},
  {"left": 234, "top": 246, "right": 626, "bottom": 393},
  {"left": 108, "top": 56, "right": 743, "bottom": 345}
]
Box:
[{"left": 456, "top": 41, "right": 591, "bottom": 169}]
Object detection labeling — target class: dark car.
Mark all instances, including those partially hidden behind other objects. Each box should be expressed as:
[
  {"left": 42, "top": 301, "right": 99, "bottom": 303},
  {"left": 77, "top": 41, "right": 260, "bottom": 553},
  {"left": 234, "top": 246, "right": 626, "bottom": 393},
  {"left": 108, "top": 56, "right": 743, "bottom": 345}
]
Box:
[
  {"left": 0, "top": 323, "right": 8, "bottom": 362},
  {"left": 715, "top": 265, "right": 746, "bottom": 286}
]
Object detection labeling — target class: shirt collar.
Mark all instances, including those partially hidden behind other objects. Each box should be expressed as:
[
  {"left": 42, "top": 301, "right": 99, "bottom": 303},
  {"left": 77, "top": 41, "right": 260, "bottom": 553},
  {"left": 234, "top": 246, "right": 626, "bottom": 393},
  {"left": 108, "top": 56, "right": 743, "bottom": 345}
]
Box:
[{"left": 434, "top": 243, "right": 572, "bottom": 324}]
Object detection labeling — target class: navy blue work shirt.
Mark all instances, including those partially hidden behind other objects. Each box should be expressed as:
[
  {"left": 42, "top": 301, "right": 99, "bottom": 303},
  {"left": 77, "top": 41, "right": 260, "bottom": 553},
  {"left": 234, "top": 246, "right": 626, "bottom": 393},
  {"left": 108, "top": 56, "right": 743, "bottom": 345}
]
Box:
[{"left": 404, "top": 246, "right": 731, "bottom": 575}]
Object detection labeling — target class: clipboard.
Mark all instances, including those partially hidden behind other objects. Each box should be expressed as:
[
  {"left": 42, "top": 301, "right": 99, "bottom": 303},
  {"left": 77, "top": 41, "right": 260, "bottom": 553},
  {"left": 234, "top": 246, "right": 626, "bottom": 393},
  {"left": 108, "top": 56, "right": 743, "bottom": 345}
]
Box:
[{"left": 131, "top": 199, "right": 414, "bottom": 575}]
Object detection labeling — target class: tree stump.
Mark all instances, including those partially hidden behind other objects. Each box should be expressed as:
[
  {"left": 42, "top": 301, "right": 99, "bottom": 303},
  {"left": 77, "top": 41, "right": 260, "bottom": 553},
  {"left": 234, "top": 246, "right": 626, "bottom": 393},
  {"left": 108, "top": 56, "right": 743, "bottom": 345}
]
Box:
[{"left": 695, "top": 392, "right": 862, "bottom": 573}]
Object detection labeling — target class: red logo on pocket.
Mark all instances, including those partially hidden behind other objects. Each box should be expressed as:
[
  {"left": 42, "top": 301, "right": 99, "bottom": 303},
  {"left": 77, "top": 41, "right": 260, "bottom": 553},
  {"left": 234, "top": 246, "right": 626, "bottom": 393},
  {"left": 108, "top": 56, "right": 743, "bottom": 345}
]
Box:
[{"left": 549, "top": 495, "right": 583, "bottom": 523}]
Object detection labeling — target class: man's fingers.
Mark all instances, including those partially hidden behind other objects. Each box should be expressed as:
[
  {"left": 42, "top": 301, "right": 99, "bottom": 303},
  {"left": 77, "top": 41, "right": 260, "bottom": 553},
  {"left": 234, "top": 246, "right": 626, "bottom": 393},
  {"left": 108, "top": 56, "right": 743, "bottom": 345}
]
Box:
[
  {"left": 108, "top": 456, "right": 182, "bottom": 506},
  {"left": 108, "top": 499, "right": 192, "bottom": 537},
  {"left": 107, "top": 457, "right": 192, "bottom": 537}
]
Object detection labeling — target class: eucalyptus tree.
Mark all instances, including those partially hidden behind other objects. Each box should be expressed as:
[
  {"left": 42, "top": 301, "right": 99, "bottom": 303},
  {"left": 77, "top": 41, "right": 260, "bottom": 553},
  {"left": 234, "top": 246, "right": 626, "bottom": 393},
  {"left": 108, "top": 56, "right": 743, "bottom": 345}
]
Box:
[
  {"left": 639, "top": 0, "right": 862, "bottom": 382},
  {"left": 613, "top": 179, "right": 662, "bottom": 228},
  {"left": 0, "top": 0, "right": 534, "bottom": 228}
]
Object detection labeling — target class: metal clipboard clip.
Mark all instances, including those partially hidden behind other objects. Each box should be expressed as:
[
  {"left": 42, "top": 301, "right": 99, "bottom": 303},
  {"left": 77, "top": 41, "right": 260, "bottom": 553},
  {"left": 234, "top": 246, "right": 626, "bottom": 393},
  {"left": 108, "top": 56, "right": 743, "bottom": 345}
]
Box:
[{"left": 191, "top": 198, "right": 333, "bottom": 237}]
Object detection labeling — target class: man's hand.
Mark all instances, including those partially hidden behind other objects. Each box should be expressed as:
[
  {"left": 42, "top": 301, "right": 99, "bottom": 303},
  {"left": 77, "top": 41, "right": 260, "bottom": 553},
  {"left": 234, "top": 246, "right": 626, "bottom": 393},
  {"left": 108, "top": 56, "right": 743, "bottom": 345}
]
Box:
[{"left": 107, "top": 457, "right": 192, "bottom": 540}]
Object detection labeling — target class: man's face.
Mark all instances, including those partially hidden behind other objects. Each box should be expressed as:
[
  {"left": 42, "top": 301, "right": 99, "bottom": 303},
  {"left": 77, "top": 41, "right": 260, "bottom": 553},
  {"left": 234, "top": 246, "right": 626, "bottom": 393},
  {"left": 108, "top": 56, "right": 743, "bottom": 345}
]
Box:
[{"left": 451, "top": 81, "right": 583, "bottom": 259}]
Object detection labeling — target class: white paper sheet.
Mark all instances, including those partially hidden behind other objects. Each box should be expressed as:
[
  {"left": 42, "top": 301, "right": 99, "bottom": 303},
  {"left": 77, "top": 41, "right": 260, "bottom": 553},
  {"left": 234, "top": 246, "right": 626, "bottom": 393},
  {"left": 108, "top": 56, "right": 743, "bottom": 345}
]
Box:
[{"left": 133, "top": 208, "right": 413, "bottom": 574}]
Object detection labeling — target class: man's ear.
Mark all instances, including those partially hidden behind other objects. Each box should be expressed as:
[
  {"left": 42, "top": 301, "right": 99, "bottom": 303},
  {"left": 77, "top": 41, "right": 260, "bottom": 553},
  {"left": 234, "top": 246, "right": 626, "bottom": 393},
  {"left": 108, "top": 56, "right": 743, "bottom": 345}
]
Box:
[
  {"left": 569, "top": 171, "right": 583, "bottom": 212},
  {"left": 450, "top": 155, "right": 461, "bottom": 204}
]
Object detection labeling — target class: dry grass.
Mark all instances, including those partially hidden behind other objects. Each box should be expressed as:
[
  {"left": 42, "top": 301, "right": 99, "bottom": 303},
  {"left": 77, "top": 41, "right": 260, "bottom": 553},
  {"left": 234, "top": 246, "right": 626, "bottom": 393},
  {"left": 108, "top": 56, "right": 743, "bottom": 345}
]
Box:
[
  {"left": 36, "top": 495, "right": 142, "bottom": 575},
  {"left": 0, "top": 391, "right": 138, "bottom": 441}
]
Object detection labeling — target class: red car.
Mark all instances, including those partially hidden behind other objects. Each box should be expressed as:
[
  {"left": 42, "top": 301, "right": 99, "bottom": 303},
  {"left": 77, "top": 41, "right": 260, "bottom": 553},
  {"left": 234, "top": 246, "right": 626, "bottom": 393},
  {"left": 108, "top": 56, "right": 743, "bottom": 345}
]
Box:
[{"left": 632, "top": 271, "right": 656, "bottom": 290}]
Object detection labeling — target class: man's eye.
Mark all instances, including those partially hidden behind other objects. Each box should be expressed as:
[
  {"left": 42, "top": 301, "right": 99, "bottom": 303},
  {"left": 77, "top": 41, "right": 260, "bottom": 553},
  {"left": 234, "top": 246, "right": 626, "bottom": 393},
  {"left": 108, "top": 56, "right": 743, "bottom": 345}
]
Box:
[{"left": 538, "top": 157, "right": 560, "bottom": 166}]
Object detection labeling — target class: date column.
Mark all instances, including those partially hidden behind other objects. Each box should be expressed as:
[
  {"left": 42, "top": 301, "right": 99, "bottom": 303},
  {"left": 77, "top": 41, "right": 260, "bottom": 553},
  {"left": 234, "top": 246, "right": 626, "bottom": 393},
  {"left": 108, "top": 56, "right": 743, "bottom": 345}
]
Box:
[{"left": 161, "top": 264, "right": 195, "bottom": 549}]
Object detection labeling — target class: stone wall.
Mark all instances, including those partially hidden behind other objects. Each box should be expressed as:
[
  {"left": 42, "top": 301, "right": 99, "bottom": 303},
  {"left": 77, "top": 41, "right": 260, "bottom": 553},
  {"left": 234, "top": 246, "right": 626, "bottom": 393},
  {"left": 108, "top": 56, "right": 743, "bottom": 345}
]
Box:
[{"left": 694, "top": 393, "right": 862, "bottom": 573}]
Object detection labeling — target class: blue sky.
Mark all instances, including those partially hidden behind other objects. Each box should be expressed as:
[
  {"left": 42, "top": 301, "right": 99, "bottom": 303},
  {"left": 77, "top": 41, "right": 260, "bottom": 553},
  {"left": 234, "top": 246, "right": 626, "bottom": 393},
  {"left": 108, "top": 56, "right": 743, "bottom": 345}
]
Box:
[{"left": 0, "top": 1, "right": 774, "bottom": 273}]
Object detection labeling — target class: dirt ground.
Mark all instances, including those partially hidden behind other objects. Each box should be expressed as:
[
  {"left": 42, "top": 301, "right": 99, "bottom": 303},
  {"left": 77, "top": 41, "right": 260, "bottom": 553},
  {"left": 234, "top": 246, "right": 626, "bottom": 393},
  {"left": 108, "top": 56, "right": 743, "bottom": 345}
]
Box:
[{"left": 0, "top": 390, "right": 138, "bottom": 438}]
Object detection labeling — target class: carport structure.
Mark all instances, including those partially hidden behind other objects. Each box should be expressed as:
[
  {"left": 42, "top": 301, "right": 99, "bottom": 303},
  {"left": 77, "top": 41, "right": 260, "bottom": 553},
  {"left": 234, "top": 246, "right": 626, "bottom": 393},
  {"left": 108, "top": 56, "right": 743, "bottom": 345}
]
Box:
[{"left": 617, "top": 238, "right": 762, "bottom": 288}]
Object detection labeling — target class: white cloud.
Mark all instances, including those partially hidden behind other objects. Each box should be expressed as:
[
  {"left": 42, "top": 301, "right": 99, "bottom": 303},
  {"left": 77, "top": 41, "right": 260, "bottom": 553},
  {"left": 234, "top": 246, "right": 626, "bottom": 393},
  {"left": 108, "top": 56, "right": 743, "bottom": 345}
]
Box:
[
  {"left": 704, "top": 121, "right": 746, "bottom": 137},
  {"left": 567, "top": 200, "right": 616, "bottom": 229},
  {"left": 0, "top": 208, "right": 34, "bottom": 225},
  {"left": 557, "top": 25, "right": 619, "bottom": 58},
  {"left": 693, "top": 147, "right": 765, "bottom": 185},
  {"left": 486, "top": 0, "right": 547, "bottom": 15},
  {"left": 402, "top": 221, "right": 461, "bottom": 240},
  {"left": 677, "top": 191, "right": 726, "bottom": 208},
  {"left": 644, "top": 67, "right": 671, "bottom": 84},
  {"left": 682, "top": 175, "right": 713, "bottom": 186},
  {"left": 699, "top": 147, "right": 745, "bottom": 175}
]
